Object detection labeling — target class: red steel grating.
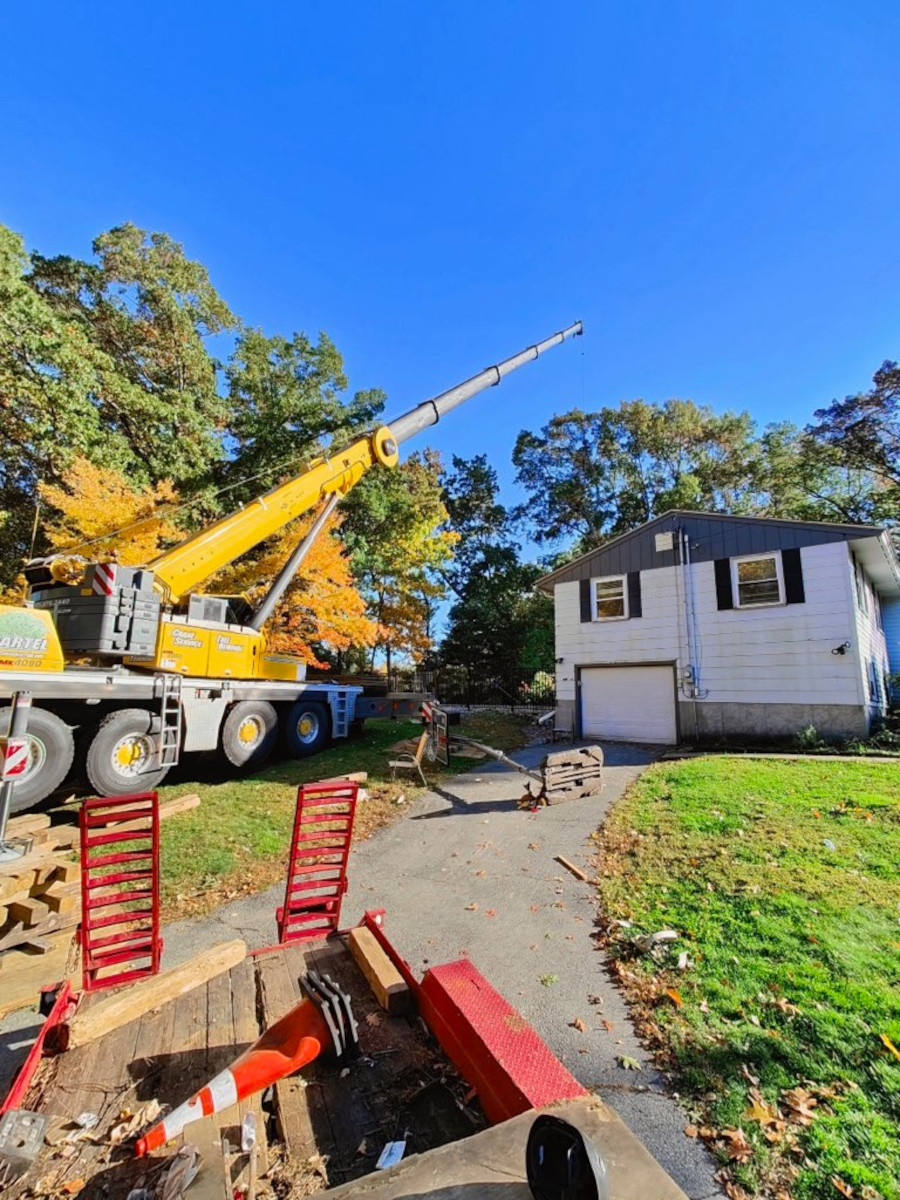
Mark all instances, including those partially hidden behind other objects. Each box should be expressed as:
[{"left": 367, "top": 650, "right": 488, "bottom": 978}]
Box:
[
  {"left": 277, "top": 781, "right": 358, "bottom": 944},
  {"left": 79, "top": 792, "right": 161, "bottom": 992},
  {"left": 418, "top": 958, "right": 589, "bottom": 1124}
]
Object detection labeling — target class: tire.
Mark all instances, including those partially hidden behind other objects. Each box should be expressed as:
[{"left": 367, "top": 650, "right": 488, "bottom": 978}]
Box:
[
  {"left": 85, "top": 708, "right": 171, "bottom": 797},
  {"left": 221, "top": 701, "right": 278, "bottom": 769},
  {"left": 0, "top": 706, "right": 74, "bottom": 813},
  {"left": 282, "top": 700, "right": 330, "bottom": 758}
]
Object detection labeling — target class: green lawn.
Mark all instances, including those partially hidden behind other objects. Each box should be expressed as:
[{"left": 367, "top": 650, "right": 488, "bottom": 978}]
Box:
[
  {"left": 594, "top": 757, "right": 900, "bottom": 1200},
  {"left": 155, "top": 709, "right": 529, "bottom": 919}
]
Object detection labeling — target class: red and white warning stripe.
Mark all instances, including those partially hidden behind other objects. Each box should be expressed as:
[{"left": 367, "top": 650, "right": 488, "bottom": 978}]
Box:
[
  {"left": 420, "top": 701, "right": 434, "bottom": 723},
  {"left": 1, "top": 737, "right": 29, "bottom": 780},
  {"left": 92, "top": 562, "right": 117, "bottom": 596},
  {"left": 137, "top": 1068, "right": 238, "bottom": 1156}
]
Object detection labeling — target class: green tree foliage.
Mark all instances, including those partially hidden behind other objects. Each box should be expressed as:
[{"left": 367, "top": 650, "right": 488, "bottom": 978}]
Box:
[
  {"left": 512, "top": 399, "right": 763, "bottom": 549},
  {"left": 341, "top": 451, "right": 456, "bottom": 671},
  {"left": 29, "top": 223, "right": 238, "bottom": 486},
  {"left": 224, "top": 328, "right": 385, "bottom": 497},
  {"left": 807, "top": 360, "right": 900, "bottom": 519},
  {"left": 758, "top": 423, "right": 887, "bottom": 525},
  {"left": 440, "top": 455, "right": 554, "bottom": 675}
]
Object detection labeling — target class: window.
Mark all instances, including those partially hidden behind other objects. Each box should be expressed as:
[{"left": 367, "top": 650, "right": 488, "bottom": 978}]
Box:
[
  {"left": 731, "top": 552, "right": 784, "bottom": 608},
  {"left": 591, "top": 574, "right": 628, "bottom": 620},
  {"left": 853, "top": 556, "right": 869, "bottom": 613}
]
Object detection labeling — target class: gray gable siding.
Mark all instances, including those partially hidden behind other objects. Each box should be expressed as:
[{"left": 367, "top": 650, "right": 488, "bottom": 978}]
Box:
[{"left": 541, "top": 511, "right": 882, "bottom": 587}]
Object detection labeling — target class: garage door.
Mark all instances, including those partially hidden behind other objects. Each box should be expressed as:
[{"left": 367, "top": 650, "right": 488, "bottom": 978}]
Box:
[{"left": 580, "top": 666, "right": 677, "bottom": 744}]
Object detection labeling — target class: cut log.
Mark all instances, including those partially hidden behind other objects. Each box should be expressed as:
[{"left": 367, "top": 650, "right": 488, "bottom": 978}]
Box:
[
  {"left": 317, "top": 771, "right": 368, "bottom": 785},
  {"left": 347, "top": 926, "right": 412, "bottom": 1015},
  {"left": 66, "top": 938, "right": 247, "bottom": 1048}
]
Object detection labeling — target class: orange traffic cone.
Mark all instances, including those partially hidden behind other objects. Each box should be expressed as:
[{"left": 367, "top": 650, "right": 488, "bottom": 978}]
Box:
[{"left": 136, "top": 995, "right": 330, "bottom": 1156}]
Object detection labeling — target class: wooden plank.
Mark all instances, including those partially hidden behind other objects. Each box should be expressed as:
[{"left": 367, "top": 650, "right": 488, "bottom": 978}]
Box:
[
  {"left": 555, "top": 855, "right": 589, "bottom": 882},
  {"left": 0, "top": 910, "right": 77, "bottom": 952},
  {"left": 325, "top": 1096, "right": 687, "bottom": 1200},
  {"left": 6, "top": 812, "right": 51, "bottom": 836},
  {"left": 231, "top": 956, "right": 269, "bottom": 1179},
  {"left": 347, "top": 926, "right": 412, "bottom": 1015},
  {"left": 66, "top": 939, "right": 247, "bottom": 1048},
  {"left": 256, "top": 946, "right": 319, "bottom": 1160},
  {"left": 41, "top": 879, "right": 81, "bottom": 915},
  {"left": 0, "top": 933, "right": 73, "bottom": 1018},
  {"left": 7, "top": 896, "right": 51, "bottom": 928}
]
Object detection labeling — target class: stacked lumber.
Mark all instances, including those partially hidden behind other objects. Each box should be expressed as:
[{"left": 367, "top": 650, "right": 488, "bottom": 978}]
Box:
[
  {"left": 0, "top": 814, "right": 81, "bottom": 955},
  {"left": 0, "top": 792, "right": 201, "bottom": 1016}
]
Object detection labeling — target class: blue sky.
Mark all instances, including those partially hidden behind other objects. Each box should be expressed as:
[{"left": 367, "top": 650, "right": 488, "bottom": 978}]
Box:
[{"left": 2, "top": 2, "right": 899, "bottom": 536}]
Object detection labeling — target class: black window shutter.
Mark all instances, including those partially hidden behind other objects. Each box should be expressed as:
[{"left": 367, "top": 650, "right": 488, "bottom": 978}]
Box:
[
  {"left": 627, "top": 571, "right": 642, "bottom": 618},
  {"left": 714, "top": 558, "right": 734, "bottom": 610},
  {"left": 579, "top": 578, "right": 593, "bottom": 622},
  {"left": 782, "top": 547, "right": 805, "bottom": 604}
]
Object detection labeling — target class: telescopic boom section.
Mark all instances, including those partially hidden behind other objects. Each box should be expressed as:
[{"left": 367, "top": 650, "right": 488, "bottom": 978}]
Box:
[{"left": 149, "top": 321, "right": 582, "bottom": 603}]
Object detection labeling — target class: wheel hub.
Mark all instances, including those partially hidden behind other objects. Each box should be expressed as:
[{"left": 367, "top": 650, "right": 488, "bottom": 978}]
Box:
[
  {"left": 238, "top": 717, "right": 261, "bottom": 745},
  {"left": 113, "top": 735, "right": 152, "bottom": 776}
]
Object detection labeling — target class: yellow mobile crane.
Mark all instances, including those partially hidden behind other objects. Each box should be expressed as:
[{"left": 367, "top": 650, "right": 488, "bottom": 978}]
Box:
[{"left": 0, "top": 323, "right": 582, "bottom": 810}]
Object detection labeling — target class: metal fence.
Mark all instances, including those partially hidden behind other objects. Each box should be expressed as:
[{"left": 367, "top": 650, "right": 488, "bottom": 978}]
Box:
[{"left": 392, "top": 664, "right": 556, "bottom": 713}]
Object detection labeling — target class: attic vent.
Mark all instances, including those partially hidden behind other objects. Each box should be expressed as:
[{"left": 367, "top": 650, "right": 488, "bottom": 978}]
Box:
[{"left": 655, "top": 531, "right": 674, "bottom": 552}]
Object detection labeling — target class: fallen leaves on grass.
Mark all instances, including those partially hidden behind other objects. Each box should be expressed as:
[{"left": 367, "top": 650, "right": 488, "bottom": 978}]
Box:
[
  {"left": 664, "top": 987, "right": 683, "bottom": 1007},
  {"left": 720, "top": 1127, "right": 753, "bottom": 1164},
  {"left": 879, "top": 1033, "right": 900, "bottom": 1062},
  {"left": 781, "top": 1086, "right": 818, "bottom": 1125},
  {"left": 743, "top": 1089, "right": 778, "bottom": 1127}
]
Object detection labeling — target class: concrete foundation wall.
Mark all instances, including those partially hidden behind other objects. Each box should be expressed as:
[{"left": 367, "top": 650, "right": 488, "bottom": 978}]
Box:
[{"left": 677, "top": 701, "right": 869, "bottom": 742}]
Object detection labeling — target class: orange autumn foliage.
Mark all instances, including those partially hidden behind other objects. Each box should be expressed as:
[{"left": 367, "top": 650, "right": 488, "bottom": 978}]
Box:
[
  {"left": 37, "top": 458, "right": 378, "bottom": 669},
  {"left": 39, "top": 457, "right": 181, "bottom": 563},
  {"left": 204, "top": 511, "right": 379, "bottom": 668}
]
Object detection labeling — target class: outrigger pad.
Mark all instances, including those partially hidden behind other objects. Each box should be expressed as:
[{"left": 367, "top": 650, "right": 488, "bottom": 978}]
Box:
[{"left": 300, "top": 970, "right": 360, "bottom": 1062}]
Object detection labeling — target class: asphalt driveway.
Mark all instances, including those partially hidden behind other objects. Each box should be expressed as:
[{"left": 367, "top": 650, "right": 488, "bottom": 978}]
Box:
[
  {"left": 1, "top": 741, "right": 722, "bottom": 1198},
  {"left": 160, "top": 740, "right": 723, "bottom": 1198}
]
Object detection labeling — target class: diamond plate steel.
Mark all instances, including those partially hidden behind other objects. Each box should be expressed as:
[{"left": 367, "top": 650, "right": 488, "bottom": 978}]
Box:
[{"left": 419, "top": 958, "right": 588, "bottom": 1124}]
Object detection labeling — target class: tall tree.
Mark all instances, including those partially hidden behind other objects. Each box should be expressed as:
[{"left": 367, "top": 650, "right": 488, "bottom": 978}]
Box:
[
  {"left": 29, "top": 223, "right": 237, "bottom": 486},
  {"left": 439, "top": 454, "right": 554, "bottom": 675},
  {"left": 224, "top": 328, "right": 385, "bottom": 499},
  {"left": 806, "top": 360, "right": 900, "bottom": 521},
  {"left": 512, "top": 399, "right": 763, "bottom": 548},
  {"left": 341, "top": 451, "right": 456, "bottom": 672},
  {"left": 757, "top": 423, "right": 887, "bottom": 525}
]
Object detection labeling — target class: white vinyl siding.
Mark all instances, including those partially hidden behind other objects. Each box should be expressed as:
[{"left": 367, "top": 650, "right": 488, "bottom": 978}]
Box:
[
  {"left": 581, "top": 666, "right": 676, "bottom": 744},
  {"left": 554, "top": 541, "right": 864, "bottom": 709},
  {"left": 591, "top": 575, "right": 628, "bottom": 621},
  {"left": 850, "top": 553, "right": 891, "bottom": 717}
]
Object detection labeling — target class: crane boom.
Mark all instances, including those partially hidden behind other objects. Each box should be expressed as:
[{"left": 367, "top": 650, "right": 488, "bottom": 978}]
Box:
[{"left": 149, "top": 321, "right": 582, "bottom": 602}]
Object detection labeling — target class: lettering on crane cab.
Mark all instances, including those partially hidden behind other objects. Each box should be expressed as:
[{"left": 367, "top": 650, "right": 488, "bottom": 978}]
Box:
[
  {"left": 171, "top": 629, "right": 204, "bottom": 648},
  {"left": 216, "top": 636, "right": 243, "bottom": 653},
  {"left": 0, "top": 635, "right": 48, "bottom": 653}
]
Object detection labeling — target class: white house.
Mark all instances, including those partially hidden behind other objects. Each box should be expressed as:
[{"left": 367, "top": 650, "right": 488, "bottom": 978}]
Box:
[{"left": 537, "top": 511, "right": 900, "bottom": 745}]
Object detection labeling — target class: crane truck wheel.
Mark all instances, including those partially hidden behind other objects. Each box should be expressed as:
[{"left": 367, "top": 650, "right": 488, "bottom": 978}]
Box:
[
  {"left": 282, "top": 701, "right": 330, "bottom": 758},
  {"left": 221, "top": 701, "right": 279, "bottom": 768},
  {"left": 0, "top": 706, "right": 74, "bottom": 813},
  {"left": 85, "top": 708, "right": 171, "bottom": 797}
]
